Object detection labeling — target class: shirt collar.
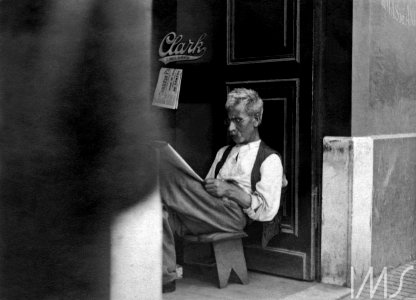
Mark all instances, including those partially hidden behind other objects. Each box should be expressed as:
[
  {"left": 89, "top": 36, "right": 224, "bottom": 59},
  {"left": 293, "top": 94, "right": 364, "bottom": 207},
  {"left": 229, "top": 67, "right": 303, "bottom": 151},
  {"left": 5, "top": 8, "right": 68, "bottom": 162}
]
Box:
[{"left": 235, "top": 139, "right": 261, "bottom": 150}]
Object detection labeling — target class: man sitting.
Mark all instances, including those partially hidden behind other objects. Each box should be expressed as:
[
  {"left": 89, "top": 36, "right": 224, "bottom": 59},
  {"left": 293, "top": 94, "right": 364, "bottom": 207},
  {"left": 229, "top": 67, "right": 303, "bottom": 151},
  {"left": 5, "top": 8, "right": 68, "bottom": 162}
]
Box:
[{"left": 160, "top": 88, "right": 285, "bottom": 293}]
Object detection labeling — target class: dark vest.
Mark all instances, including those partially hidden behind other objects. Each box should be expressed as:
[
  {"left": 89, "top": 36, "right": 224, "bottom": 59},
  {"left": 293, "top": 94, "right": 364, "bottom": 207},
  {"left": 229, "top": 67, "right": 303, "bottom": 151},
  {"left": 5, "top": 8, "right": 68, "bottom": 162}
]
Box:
[{"left": 214, "top": 140, "right": 286, "bottom": 248}]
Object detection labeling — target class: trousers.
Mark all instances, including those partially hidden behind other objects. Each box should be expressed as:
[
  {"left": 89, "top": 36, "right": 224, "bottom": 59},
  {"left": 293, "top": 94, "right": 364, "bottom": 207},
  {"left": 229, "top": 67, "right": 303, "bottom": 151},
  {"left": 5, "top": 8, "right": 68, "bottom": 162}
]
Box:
[{"left": 160, "top": 155, "right": 247, "bottom": 284}]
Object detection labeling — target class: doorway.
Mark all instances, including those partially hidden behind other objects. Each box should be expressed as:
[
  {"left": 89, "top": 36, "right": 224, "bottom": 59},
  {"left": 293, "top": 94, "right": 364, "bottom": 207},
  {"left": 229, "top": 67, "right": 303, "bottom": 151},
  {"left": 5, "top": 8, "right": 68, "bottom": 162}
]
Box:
[{"left": 152, "top": 0, "right": 319, "bottom": 281}]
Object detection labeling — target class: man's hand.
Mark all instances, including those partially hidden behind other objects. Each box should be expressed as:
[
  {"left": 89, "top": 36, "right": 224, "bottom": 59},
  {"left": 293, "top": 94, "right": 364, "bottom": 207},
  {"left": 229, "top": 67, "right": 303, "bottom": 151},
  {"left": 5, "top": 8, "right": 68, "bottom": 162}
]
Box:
[
  {"left": 204, "top": 178, "right": 252, "bottom": 209},
  {"left": 204, "top": 178, "right": 229, "bottom": 198}
]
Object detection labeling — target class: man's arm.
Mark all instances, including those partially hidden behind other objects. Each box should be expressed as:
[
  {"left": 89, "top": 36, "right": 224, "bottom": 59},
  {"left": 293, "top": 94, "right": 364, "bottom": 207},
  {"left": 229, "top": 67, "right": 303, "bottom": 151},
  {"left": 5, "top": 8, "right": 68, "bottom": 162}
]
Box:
[
  {"left": 204, "top": 178, "right": 251, "bottom": 208},
  {"left": 244, "top": 154, "right": 283, "bottom": 221},
  {"left": 205, "top": 147, "right": 284, "bottom": 221},
  {"left": 204, "top": 153, "right": 283, "bottom": 220}
]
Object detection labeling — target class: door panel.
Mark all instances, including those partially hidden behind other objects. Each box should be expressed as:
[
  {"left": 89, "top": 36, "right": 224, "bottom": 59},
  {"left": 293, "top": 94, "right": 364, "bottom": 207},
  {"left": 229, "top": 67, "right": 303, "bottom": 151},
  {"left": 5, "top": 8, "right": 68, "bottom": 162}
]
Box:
[
  {"left": 228, "top": 0, "right": 299, "bottom": 64},
  {"left": 226, "top": 0, "right": 314, "bottom": 280}
]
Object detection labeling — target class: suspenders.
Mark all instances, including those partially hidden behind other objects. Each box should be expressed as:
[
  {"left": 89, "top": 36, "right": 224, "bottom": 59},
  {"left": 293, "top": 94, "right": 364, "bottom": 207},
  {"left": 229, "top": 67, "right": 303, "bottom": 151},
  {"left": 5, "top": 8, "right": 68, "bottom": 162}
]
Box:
[
  {"left": 214, "top": 145, "right": 233, "bottom": 179},
  {"left": 214, "top": 141, "right": 281, "bottom": 185}
]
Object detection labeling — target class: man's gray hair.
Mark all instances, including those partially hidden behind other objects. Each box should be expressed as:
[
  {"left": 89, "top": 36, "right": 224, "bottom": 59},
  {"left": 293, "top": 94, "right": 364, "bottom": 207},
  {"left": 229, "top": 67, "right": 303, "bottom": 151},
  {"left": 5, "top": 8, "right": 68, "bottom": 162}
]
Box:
[{"left": 226, "top": 88, "right": 263, "bottom": 122}]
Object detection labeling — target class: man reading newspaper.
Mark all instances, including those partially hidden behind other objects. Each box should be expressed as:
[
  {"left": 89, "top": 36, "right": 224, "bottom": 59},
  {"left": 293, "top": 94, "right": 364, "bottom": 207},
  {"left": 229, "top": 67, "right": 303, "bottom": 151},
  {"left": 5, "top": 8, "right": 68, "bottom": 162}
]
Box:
[{"left": 159, "top": 88, "right": 286, "bottom": 293}]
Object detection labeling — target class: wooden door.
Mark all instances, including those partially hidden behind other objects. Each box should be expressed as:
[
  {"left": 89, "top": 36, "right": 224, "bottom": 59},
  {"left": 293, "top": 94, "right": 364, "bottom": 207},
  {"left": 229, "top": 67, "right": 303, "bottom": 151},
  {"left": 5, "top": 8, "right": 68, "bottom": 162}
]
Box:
[{"left": 225, "top": 0, "right": 315, "bottom": 280}]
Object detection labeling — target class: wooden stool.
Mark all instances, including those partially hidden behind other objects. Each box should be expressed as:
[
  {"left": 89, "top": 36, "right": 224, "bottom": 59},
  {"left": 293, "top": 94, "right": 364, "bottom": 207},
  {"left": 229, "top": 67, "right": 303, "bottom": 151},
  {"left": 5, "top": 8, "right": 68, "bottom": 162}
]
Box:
[{"left": 183, "top": 232, "right": 249, "bottom": 288}]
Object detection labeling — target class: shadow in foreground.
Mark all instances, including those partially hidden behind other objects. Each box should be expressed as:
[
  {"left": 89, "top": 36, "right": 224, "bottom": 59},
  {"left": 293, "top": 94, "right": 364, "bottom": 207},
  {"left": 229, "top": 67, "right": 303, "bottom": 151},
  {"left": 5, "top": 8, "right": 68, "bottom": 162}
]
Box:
[{"left": 0, "top": 0, "right": 159, "bottom": 299}]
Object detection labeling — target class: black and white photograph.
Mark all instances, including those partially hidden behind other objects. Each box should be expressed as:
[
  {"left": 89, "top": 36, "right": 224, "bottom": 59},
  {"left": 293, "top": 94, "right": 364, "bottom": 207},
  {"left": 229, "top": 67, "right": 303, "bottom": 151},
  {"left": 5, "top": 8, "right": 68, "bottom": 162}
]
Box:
[{"left": 1, "top": 0, "right": 416, "bottom": 299}]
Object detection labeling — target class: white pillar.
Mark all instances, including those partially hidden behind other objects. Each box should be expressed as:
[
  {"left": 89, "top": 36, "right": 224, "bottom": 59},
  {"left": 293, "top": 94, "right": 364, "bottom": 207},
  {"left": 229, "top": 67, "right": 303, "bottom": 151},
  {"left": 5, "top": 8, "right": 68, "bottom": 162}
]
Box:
[{"left": 321, "top": 137, "right": 374, "bottom": 287}]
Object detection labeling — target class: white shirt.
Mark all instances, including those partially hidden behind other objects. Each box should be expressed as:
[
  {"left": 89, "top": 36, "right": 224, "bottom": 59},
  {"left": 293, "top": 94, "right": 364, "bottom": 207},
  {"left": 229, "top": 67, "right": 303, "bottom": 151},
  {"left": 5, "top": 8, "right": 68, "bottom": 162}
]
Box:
[{"left": 206, "top": 140, "right": 283, "bottom": 222}]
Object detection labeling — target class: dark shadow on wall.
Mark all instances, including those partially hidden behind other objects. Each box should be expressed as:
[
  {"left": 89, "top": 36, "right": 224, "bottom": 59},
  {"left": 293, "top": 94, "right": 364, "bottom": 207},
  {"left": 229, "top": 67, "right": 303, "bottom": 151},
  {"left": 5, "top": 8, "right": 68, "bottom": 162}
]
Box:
[{"left": 0, "top": 0, "right": 157, "bottom": 299}]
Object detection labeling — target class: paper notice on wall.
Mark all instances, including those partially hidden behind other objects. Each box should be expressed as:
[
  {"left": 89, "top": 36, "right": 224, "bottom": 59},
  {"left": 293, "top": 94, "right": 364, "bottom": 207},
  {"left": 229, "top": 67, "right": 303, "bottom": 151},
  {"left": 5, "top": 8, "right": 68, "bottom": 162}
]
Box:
[{"left": 152, "top": 68, "right": 183, "bottom": 109}]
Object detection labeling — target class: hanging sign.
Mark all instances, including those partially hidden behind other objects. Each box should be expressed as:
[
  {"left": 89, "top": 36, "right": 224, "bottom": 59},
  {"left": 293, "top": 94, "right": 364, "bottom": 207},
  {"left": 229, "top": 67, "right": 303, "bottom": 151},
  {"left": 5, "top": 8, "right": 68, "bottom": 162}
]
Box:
[
  {"left": 158, "top": 32, "right": 207, "bottom": 64},
  {"left": 152, "top": 68, "right": 183, "bottom": 109}
]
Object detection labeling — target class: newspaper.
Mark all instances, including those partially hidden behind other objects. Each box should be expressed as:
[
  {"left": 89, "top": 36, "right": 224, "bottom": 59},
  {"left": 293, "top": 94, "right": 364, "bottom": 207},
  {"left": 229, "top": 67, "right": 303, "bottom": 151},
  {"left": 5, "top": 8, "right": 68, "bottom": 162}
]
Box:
[
  {"left": 155, "top": 141, "right": 203, "bottom": 182},
  {"left": 152, "top": 68, "right": 183, "bottom": 109}
]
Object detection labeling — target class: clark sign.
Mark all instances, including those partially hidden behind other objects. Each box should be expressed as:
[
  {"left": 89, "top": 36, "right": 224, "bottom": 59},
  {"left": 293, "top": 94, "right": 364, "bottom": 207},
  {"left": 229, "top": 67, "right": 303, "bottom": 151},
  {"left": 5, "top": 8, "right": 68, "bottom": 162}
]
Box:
[{"left": 158, "top": 32, "right": 207, "bottom": 64}]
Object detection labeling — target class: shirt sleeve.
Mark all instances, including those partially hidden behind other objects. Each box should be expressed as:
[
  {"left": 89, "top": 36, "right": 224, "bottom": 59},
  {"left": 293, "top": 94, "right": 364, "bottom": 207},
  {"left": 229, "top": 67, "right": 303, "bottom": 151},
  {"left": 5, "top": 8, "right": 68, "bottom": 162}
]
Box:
[
  {"left": 205, "top": 146, "right": 228, "bottom": 179},
  {"left": 243, "top": 154, "right": 283, "bottom": 222}
]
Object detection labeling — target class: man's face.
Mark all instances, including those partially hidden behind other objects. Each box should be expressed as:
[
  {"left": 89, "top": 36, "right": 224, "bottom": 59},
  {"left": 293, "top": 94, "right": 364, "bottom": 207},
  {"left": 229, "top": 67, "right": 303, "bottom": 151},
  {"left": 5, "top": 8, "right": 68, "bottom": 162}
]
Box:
[{"left": 226, "top": 102, "right": 259, "bottom": 145}]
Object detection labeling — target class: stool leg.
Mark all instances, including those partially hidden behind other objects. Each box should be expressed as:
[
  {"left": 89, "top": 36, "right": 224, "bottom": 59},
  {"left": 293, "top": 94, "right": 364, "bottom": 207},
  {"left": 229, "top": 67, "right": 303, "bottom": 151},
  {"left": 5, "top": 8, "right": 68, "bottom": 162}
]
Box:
[
  {"left": 231, "top": 240, "right": 249, "bottom": 285},
  {"left": 213, "top": 239, "right": 249, "bottom": 288}
]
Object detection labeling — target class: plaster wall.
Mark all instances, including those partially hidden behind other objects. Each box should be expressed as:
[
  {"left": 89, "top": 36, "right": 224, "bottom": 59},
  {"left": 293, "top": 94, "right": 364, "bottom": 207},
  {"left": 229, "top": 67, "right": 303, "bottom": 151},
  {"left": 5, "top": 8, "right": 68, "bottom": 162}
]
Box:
[
  {"left": 371, "top": 135, "right": 416, "bottom": 274},
  {"left": 322, "top": 0, "right": 416, "bottom": 287},
  {"left": 321, "top": 134, "right": 416, "bottom": 287},
  {"left": 352, "top": 0, "right": 416, "bottom": 135}
]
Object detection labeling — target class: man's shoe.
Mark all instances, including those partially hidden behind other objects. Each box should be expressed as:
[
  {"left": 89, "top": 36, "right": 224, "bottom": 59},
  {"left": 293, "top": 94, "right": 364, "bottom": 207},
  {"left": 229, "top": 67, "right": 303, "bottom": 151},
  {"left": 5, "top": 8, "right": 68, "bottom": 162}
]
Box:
[{"left": 162, "top": 281, "right": 176, "bottom": 293}]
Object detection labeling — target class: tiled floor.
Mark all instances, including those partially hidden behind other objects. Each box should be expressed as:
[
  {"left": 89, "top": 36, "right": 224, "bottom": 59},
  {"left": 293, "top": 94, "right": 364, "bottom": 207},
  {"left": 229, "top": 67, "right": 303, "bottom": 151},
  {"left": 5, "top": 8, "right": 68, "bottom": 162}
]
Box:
[{"left": 163, "top": 266, "right": 350, "bottom": 300}]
